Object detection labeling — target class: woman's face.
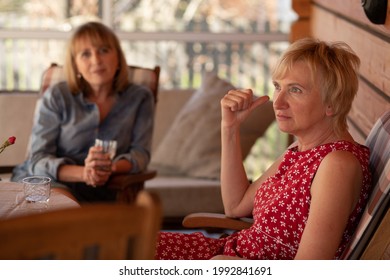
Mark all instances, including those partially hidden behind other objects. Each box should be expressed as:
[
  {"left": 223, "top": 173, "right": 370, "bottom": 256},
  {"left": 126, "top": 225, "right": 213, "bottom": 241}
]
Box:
[
  {"left": 272, "top": 61, "right": 331, "bottom": 139},
  {"left": 74, "top": 38, "right": 119, "bottom": 91}
]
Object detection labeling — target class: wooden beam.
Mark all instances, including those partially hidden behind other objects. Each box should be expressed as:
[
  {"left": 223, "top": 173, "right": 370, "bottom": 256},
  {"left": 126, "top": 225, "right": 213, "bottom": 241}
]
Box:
[
  {"left": 313, "top": 0, "right": 390, "bottom": 35},
  {"left": 311, "top": 6, "right": 390, "bottom": 94},
  {"left": 290, "top": 0, "right": 312, "bottom": 42}
]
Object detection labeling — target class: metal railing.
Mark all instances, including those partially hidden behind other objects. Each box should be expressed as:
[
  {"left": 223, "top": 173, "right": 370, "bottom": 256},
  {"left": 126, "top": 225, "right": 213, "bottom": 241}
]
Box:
[{"left": 0, "top": 29, "right": 289, "bottom": 91}]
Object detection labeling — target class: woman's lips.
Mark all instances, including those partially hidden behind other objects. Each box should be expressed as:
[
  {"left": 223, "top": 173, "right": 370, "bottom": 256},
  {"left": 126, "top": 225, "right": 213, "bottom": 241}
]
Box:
[
  {"left": 92, "top": 68, "right": 105, "bottom": 74},
  {"left": 276, "top": 113, "right": 290, "bottom": 121}
]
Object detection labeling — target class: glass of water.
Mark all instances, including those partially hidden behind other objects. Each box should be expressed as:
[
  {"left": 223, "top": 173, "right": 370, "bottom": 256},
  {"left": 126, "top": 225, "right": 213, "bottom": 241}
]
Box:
[
  {"left": 23, "top": 176, "right": 51, "bottom": 203},
  {"left": 94, "top": 139, "right": 117, "bottom": 171},
  {"left": 94, "top": 139, "right": 117, "bottom": 159}
]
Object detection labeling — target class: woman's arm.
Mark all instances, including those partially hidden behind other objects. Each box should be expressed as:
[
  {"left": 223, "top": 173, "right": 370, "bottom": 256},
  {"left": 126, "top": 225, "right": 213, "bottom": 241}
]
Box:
[
  {"left": 58, "top": 145, "right": 113, "bottom": 186},
  {"left": 114, "top": 87, "right": 155, "bottom": 173},
  {"left": 294, "top": 150, "right": 363, "bottom": 259},
  {"left": 220, "top": 89, "right": 270, "bottom": 217},
  {"left": 28, "top": 87, "right": 72, "bottom": 179}
]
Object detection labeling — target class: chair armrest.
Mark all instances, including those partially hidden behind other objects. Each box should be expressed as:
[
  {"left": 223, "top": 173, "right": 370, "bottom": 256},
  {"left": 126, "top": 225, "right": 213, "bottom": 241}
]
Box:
[
  {"left": 107, "top": 170, "right": 157, "bottom": 203},
  {"left": 107, "top": 170, "right": 157, "bottom": 191},
  {"left": 0, "top": 166, "right": 15, "bottom": 174},
  {"left": 182, "top": 212, "right": 253, "bottom": 231}
]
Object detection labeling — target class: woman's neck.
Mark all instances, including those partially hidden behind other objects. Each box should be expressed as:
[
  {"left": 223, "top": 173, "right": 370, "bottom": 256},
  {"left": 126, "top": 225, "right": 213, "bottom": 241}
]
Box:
[{"left": 296, "top": 130, "right": 354, "bottom": 152}]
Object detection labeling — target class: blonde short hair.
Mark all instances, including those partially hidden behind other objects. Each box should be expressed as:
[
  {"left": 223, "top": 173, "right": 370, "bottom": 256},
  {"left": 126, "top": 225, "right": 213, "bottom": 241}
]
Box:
[
  {"left": 64, "top": 21, "right": 129, "bottom": 95},
  {"left": 272, "top": 37, "right": 360, "bottom": 135}
]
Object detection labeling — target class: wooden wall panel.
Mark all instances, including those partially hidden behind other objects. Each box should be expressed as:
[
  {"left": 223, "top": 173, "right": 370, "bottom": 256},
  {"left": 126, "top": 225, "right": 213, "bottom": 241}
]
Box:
[
  {"left": 313, "top": 0, "right": 390, "bottom": 35},
  {"left": 306, "top": 1, "right": 390, "bottom": 139},
  {"left": 350, "top": 81, "right": 390, "bottom": 141},
  {"left": 311, "top": 7, "right": 390, "bottom": 94},
  {"left": 290, "top": 0, "right": 311, "bottom": 41}
]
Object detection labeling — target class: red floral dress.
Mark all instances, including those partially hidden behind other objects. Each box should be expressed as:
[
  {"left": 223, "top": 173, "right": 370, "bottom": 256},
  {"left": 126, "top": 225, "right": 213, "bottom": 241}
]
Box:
[{"left": 155, "top": 141, "right": 371, "bottom": 260}]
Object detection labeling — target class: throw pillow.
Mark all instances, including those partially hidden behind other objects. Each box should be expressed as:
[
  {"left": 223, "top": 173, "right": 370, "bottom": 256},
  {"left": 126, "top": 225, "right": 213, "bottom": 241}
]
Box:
[
  {"left": 151, "top": 71, "right": 232, "bottom": 179},
  {"left": 151, "top": 71, "right": 275, "bottom": 180}
]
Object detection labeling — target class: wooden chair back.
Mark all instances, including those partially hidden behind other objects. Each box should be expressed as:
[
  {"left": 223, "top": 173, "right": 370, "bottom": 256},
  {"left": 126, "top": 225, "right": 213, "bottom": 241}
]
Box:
[
  {"left": 183, "top": 110, "right": 390, "bottom": 260},
  {"left": 37, "top": 63, "right": 161, "bottom": 203},
  {"left": 40, "top": 63, "right": 160, "bottom": 102},
  {"left": 342, "top": 109, "right": 390, "bottom": 259},
  {"left": 0, "top": 191, "right": 161, "bottom": 259}
]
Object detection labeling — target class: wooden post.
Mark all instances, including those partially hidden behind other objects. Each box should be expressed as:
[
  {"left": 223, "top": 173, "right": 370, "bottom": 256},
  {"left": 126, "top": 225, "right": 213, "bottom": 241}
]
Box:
[{"left": 290, "top": 0, "right": 312, "bottom": 42}]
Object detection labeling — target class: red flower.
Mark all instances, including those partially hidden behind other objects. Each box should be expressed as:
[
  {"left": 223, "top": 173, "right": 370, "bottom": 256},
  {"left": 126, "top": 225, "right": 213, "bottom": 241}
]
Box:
[
  {"left": 8, "top": 136, "right": 16, "bottom": 145},
  {"left": 0, "top": 136, "right": 16, "bottom": 154}
]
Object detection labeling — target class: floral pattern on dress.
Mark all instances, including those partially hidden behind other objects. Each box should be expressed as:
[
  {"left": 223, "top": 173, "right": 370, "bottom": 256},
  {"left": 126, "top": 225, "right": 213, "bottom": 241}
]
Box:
[{"left": 155, "top": 141, "right": 371, "bottom": 260}]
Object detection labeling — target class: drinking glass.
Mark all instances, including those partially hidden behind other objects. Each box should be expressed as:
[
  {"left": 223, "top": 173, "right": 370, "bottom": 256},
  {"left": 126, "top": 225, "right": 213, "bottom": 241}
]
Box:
[
  {"left": 23, "top": 176, "right": 51, "bottom": 203},
  {"left": 94, "top": 139, "right": 117, "bottom": 171},
  {"left": 94, "top": 139, "right": 117, "bottom": 159}
]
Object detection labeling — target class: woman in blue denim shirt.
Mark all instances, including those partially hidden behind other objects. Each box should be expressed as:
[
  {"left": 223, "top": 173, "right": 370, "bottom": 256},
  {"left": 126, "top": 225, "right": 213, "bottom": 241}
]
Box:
[{"left": 12, "top": 22, "right": 155, "bottom": 202}]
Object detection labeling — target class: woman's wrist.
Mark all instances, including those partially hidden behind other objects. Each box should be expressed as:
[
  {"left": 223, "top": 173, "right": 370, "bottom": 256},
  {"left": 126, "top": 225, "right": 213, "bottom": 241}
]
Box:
[
  {"left": 112, "top": 159, "right": 132, "bottom": 174},
  {"left": 58, "top": 164, "right": 85, "bottom": 183}
]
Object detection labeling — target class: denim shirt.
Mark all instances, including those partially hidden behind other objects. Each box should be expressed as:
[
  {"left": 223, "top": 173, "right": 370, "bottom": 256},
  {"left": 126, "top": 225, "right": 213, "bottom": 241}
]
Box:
[{"left": 12, "top": 81, "right": 155, "bottom": 182}]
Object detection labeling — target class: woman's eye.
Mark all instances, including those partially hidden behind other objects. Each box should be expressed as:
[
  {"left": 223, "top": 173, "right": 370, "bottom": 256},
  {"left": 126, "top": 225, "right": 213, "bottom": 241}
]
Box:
[
  {"left": 99, "top": 47, "right": 110, "bottom": 53},
  {"left": 290, "top": 87, "right": 302, "bottom": 93},
  {"left": 80, "top": 51, "right": 90, "bottom": 58},
  {"left": 273, "top": 83, "right": 281, "bottom": 91}
]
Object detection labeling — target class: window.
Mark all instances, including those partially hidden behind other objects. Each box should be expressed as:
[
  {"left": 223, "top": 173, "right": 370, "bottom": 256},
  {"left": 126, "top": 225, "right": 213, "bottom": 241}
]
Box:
[
  {"left": 0, "top": 0, "right": 296, "bottom": 177},
  {"left": 0, "top": 0, "right": 296, "bottom": 92}
]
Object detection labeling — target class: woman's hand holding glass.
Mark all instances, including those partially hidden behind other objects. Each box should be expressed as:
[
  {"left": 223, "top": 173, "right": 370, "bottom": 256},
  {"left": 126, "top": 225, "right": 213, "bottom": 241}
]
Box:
[{"left": 83, "top": 140, "right": 116, "bottom": 187}]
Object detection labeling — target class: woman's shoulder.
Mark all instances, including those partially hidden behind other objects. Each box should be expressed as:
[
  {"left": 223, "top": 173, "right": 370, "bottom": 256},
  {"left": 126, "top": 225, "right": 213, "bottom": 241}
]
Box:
[
  {"left": 284, "top": 140, "right": 370, "bottom": 171},
  {"left": 318, "top": 141, "right": 370, "bottom": 175},
  {"left": 43, "top": 81, "right": 72, "bottom": 99},
  {"left": 41, "top": 81, "right": 77, "bottom": 109},
  {"left": 288, "top": 140, "right": 369, "bottom": 155},
  {"left": 321, "top": 148, "right": 362, "bottom": 167},
  {"left": 329, "top": 140, "right": 370, "bottom": 161},
  {"left": 122, "top": 83, "right": 154, "bottom": 99}
]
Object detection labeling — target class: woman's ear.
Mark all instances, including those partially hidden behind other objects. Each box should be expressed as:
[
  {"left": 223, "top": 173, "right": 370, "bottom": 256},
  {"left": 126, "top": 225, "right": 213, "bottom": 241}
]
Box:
[{"left": 326, "top": 105, "right": 334, "bottom": 116}]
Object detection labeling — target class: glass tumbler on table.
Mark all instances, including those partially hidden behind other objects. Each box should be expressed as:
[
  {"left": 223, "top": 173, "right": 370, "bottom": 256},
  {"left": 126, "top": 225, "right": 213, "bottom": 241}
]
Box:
[{"left": 23, "top": 176, "right": 51, "bottom": 203}]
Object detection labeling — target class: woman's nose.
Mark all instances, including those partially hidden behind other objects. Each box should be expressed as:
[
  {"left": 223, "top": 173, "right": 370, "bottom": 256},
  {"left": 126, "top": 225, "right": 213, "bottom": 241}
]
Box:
[
  {"left": 91, "top": 52, "right": 102, "bottom": 64},
  {"left": 273, "top": 90, "right": 288, "bottom": 109}
]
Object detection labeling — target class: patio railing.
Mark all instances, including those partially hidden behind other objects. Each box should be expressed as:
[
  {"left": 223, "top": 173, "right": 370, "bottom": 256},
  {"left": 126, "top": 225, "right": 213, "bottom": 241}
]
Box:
[{"left": 0, "top": 24, "right": 290, "bottom": 178}]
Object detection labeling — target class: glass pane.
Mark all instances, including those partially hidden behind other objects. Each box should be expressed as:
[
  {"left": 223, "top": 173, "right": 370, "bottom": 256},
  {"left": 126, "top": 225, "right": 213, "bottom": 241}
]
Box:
[
  {"left": 114, "top": 0, "right": 296, "bottom": 33},
  {"left": 0, "top": 38, "right": 287, "bottom": 95},
  {"left": 0, "top": 39, "right": 66, "bottom": 90},
  {"left": 122, "top": 40, "right": 288, "bottom": 95},
  {"left": 0, "top": 0, "right": 101, "bottom": 30}
]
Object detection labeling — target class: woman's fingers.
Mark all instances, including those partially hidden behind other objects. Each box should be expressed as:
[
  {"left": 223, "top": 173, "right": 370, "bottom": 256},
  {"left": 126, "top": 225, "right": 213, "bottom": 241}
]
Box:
[
  {"left": 85, "top": 147, "right": 111, "bottom": 167},
  {"left": 251, "top": 95, "right": 270, "bottom": 111},
  {"left": 223, "top": 89, "right": 254, "bottom": 111},
  {"left": 221, "top": 89, "right": 270, "bottom": 128},
  {"left": 222, "top": 89, "right": 269, "bottom": 112},
  {"left": 84, "top": 146, "right": 112, "bottom": 187},
  {"left": 85, "top": 167, "right": 111, "bottom": 187}
]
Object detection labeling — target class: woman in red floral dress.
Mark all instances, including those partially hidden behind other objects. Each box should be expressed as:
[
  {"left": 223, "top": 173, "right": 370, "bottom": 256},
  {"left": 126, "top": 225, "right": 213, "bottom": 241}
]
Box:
[{"left": 155, "top": 38, "right": 371, "bottom": 260}]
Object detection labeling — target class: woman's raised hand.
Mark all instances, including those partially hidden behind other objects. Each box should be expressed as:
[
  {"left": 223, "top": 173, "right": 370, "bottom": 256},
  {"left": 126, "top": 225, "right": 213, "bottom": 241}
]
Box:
[{"left": 221, "top": 89, "right": 270, "bottom": 128}]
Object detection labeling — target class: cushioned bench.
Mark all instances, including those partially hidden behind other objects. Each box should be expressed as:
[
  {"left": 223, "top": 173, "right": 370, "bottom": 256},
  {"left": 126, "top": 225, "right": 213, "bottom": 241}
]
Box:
[
  {"left": 145, "top": 72, "right": 275, "bottom": 225},
  {"left": 0, "top": 72, "right": 276, "bottom": 226}
]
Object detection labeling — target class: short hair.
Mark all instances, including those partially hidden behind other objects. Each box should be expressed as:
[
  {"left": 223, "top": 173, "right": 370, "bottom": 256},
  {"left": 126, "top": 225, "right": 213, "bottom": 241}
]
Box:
[
  {"left": 272, "top": 37, "right": 360, "bottom": 135},
  {"left": 64, "top": 21, "right": 129, "bottom": 95}
]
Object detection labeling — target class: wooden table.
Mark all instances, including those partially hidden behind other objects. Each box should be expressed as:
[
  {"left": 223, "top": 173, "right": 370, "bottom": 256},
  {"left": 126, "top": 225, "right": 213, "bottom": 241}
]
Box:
[{"left": 0, "top": 181, "right": 80, "bottom": 219}]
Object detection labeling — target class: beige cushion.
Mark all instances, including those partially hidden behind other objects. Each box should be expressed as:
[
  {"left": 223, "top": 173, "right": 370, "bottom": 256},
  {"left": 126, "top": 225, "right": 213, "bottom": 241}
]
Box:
[
  {"left": 151, "top": 89, "right": 193, "bottom": 152},
  {"left": 150, "top": 71, "right": 275, "bottom": 180},
  {"left": 145, "top": 176, "right": 223, "bottom": 217},
  {"left": 0, "top": 92, "right": 39, "bottom": 166},
  {"left": 240, "top": 99, "right": 275, "bottom": 157},
  {"left": 151, "top": 72, "right": 230, "bottom": 179}
]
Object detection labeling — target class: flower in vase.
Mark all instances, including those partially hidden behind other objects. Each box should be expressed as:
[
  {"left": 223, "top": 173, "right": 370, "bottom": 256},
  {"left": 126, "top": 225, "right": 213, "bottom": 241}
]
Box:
[{"left": 0, "top": 136, "right": 16, "bottom": 154}]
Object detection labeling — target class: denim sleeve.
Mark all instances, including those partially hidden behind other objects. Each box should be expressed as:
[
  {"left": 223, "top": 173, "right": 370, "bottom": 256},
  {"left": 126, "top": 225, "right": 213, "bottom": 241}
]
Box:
[
  {"left": 27, "top": 86, "right": 75, "bottom": 179},
  {"left": 115, "top": 87, "right": 155, "bottom": 173}
]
